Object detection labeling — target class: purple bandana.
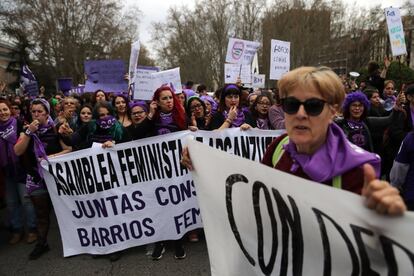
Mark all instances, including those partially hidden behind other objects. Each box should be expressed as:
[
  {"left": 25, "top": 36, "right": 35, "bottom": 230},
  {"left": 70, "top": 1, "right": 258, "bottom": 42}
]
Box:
[
  {"left": 0, "top": 117, "right": 18, "bottom": 167},
  {"left": 97, "top": 115, "right": 116, "bottom": 129},
  {"left": 283, "top": 123, "right": 380, "bottom": 182},
  {"left": 223, "top": 109, "right": 245, "bottom": 127}
]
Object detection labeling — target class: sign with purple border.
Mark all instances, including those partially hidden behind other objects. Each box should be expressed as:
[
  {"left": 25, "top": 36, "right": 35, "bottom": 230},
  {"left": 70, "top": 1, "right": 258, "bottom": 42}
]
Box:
[{"left": 25, "top": 82, "right": 39, "bottom": 97}]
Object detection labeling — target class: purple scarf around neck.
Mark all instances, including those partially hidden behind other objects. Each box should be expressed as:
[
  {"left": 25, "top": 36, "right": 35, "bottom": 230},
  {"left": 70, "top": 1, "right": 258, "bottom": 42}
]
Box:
[
  {"left": 0, "top": 117, "right": 18, "bottom": 167},
  {"left": 283, "top": 123, "right": 380, "bottom": 182},
  {"left": 30, "top": 117, "right": 55, "bottom": 177},
  {"left": 257, "top": 118, "right": 270, "bottom": 130},
  {"left": 223, "top": 109, "right": 245, "bottom": 127},
  {"left": 156, "top": 112, "right": 175, "bottom": 135}
]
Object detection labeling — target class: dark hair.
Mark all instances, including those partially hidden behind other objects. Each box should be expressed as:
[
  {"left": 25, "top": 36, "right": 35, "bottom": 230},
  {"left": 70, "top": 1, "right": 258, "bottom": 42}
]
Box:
[
  {"left": 197, "top": 84, "right": 207, "bottom": 93},
  {"left": 92, "top": 89, "right": 108, "bottom": 106},
  {"left": 0, "top": 99, "right": 12, "bottom": 111},
  {"left": 250, "top": 95, "right": 273, "bottom": 119},
  {"left": 367, "top": 61, "right": 380, "bottom": 75},
  {"left": 218, "top": 84, "right": 241, "bottom": 112},
  {"left": 363, "top": 86, "right": 380, "bottom": 100},
  {"left": 77, "top": 104, "right": 94, "bottom": 125},
  {"left": 112, "top": 94, "right": 131, "bottom": 119},
  {"left": 93, "top": 101, "right": 114, "bottom": 119},
  {"left": 186, "top": 97, "right": 206, "bottom": 118}
]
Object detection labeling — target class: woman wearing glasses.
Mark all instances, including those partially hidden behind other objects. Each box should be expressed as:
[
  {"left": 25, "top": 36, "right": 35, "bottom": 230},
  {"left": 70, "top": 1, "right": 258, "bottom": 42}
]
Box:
[
  {"left": 186, "top": 96, "right": 210, "bottom": 130},
  {"left": 127, "top": 101, "right": 154, "bottom": 140},
  {"left": 182, "top": 67, "right": 406, "bottom": 215},
  {"left": 209, "top": 84, "right": 255, "bottom": 130},
  {"left": 250, "top": 94, "right": 273, "bottom": 130}
]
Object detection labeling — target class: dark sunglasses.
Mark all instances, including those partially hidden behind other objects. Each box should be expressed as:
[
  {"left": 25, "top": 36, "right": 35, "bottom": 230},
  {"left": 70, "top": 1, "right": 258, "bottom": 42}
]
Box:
[{"left": 280, "top": 97, "right": 326, "bottom": 116}]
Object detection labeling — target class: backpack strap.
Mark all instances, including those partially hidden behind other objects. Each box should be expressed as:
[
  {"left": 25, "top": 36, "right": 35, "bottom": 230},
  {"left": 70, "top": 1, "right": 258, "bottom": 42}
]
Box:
[{"left": 271, "top": 136, "right": 342, "bottom": 189}]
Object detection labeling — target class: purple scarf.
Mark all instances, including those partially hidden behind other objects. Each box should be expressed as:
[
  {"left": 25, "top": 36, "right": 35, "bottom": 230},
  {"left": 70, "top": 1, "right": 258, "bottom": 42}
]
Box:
[
  {"left": 257, "top": 118, "right": 270, "bottom": 130},
  {"left": 31, "top": 118, "right": 54, "bottom": 176},
  {"left": 96, "top": 115, "right": 116, "bottom": 129},
  {"left": 283, "top": 123, "right": 380, "bottom": 182},
  {"left": 223, "top": 109, "right": 245, "bottom": 127},
  {"left": 0, "top": 117, "right": 18, "bottom": 167},
  {"left": 156, "top": 112, "right": 175, "bottom": 135}
]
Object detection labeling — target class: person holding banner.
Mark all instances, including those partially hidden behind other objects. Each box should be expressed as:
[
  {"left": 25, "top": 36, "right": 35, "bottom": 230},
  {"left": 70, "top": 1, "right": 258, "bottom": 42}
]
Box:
[
  {"left": 209, "top": 84, "right": 255, "bottom": 130},
  {"left": 112, "top": 94, "right": 132, "bottom": 128},
  {"left": 0, "top": 99, "right": 37, "bottom": 245},
  {"left": 69, "top": 102, "right": 129, "bottom": 150},
  {"left": 148, "top": 85, "right": 187, "bottom": 260},
  {"left": 182, "top": 66, "right": 406, "bottom": 215},
  {"left": 14, "top": 98, "right": 72, "bottom": 259}
]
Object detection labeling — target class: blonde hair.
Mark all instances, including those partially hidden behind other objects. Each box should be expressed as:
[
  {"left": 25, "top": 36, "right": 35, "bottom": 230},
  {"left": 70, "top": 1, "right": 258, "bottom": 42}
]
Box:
[{"left": 277, "top": 66, "right": 345, "bottom": 106}]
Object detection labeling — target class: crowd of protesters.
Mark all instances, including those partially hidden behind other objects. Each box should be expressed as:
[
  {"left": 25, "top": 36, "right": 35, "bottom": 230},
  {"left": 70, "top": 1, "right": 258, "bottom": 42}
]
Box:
[{"left": 0, "top": 58, "right": 413, "bottom": 262}]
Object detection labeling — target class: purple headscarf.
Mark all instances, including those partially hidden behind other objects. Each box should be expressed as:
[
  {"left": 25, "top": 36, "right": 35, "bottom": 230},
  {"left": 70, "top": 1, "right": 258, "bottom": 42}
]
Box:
[
  {"left": 129, "top": 101, "right": 148, "bottom": 113},
  {"left": 283, "top": 123, "right": 380, "bottom": 182},
  {"left": 200, "top": 95, "right": 218, "bottom": 114}
]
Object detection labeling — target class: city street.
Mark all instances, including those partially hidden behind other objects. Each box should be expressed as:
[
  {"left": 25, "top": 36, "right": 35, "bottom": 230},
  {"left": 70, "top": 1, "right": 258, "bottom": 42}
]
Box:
[{"left": 0, "top": 209, "right": 211, "bottom": 276}]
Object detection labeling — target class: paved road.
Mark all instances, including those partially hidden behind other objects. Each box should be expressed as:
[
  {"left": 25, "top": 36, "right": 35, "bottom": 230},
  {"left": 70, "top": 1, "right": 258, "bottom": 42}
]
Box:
[{"left": 0, "top": 209, "right": 211, "bottom": 276}]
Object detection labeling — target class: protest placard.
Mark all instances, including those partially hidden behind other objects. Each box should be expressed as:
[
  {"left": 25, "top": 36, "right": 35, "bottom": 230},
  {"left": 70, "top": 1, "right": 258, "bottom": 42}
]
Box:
[
  {"left": 42, "top": 128, "right": 281, "bottom": 256},
  {"left": 188, "top": 139, "right": 414, "bottom": 276},
  {"left": 129, "top": 41, "right": 141, "bottom": 80},
  {"left": 225, "top": 38, "right": 261, "bottom": 65},
  {"left": 224, "top": 63, "right": 252, "bottom": 84},
  {"left": 25, "top": 82, "right": 39, "bottom": 97},
  {"left": 385, "top": 7, "right": 407, "bottom": 57},
  {"left": 269, "top": 39, "right": 290, "bottom": 80},
  {"left": 133, "top": 66, "right": 160, "bottom": 100},
  {"left": 252, "top": 74, "right": 265, "bottom": 88},
  {"left": 84, "top": 60, "right": 128, "bottom": 93},
  {"left": 69, "top": 85, "right": 85, "bottom": 94},
  {"left": 151, "top": 67, "right": 182, "bottom": 94}
]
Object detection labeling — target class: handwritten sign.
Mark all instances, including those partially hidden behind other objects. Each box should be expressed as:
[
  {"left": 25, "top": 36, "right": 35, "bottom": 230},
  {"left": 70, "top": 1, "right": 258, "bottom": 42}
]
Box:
[
  {"left": 84, "top": 60, "right": 128, "bottom": 93},
  {"left": 225, "top": 38, "right": 261, "bottom": 65},
  {"left": 224, "top": 64, "right": 251, "bottom": 84},
  {"left": 133, "top": 66, "right": 160, "bottom": 100},
  {"left": 251, "top": 74, "right": 265, "bottom": 88},
  {"left": 269, "top": 39, "right": 290, "bottom": 80},
  {"left": 385, "top": 7, "right": 407, "bottom": 56}
]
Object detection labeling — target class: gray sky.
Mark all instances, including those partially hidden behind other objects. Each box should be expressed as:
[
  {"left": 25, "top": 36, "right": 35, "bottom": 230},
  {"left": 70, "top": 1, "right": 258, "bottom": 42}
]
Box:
[{"left": 123, "top": 0, "right": 406, "bottom": 58}]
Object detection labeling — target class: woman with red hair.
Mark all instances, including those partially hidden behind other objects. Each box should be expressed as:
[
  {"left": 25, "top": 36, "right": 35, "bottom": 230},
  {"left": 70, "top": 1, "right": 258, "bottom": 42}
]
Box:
[
  {"left": 148, "top": 85, "right": 187, "bottom": 260},
  {"left": 148, "top": 85, "right": 187, "bottom": 135}
]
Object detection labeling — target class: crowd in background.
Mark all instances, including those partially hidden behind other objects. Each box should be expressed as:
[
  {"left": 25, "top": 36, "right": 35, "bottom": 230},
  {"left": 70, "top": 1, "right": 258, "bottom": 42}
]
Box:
[{"left": 1, "top": 59, "right": 414, "bottom": 262}]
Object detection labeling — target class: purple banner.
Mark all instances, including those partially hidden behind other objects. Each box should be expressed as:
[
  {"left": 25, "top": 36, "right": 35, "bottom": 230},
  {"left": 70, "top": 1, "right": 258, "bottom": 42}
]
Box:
[{"left": 84, "top": 60, "right": 128, "bottom": 93}]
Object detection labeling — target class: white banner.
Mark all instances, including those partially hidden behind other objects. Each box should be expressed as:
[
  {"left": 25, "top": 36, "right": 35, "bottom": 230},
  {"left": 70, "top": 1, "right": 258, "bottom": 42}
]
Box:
[
  {"left": 252, "top": 74, "right": 265, "bottom": 88},
  {"left": 225, "top": 63, "right": 252, "bottom": 84},
  {"left": 269, "top": 39, "right": 290, "bottom": 80},
  {"left": 385, "top": 8, "right": 407, "bottom": 57},
  {"left": 225, "top": 38, "right": 261, "bottom": 65},
  {"left": 132, "top": 66, "right": 160, "bottom": 100},
  {"left": 151, "top": 67, "right": 182, "bottom": 94},
  {"left": 188, "top": 139, "right": 414, "bottom": 276},
  {"left": 42, "top": 129, "right": 283, "bottom": 256},
  {"left": 128, "top": 40, "right": 141, "bottom": 81}
]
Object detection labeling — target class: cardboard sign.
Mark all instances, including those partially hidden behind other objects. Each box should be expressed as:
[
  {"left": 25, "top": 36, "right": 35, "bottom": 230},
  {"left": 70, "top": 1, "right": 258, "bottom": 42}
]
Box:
[
  {"left": 224, "top": 63, "right": 252, "bottom": 84},
  {"left": 385, "top": 8, "right": 407, "bottom": 56},
  {"left": 252, "top": 74, "right": 265, "bottom": 88},
  {"left": 269, "top": 39, "right": 290, "bottom": 80},
  {"left": 225, "top": 38, "right": 261, "bottom": 65},
  {"left": 133, "top": 66, "right": 160, "bottom": 100},
  {"left": 151, "top": 67, "right": 182, "bottom": 94}
]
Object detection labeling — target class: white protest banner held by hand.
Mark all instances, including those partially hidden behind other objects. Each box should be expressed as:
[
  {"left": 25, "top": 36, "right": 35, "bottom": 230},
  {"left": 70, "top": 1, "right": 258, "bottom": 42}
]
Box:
[
  {"left": 226, "top": 38, "right": 261, "bottom": 65},
  {"left": 129, "top": 40, "right": 141, "bottom": 81},
  {"left": 151, "top": 67, "right": 182, "bottom": 94},
  {"left": 385, "top": 7, "right": 407, "bottom": 57},
  {"left": 224, "top": 63, "right": 251, "bottom": 84},
  {"left": 269, "top": 39, "right": 290, "bottom": 80},
  {"left": 188, "top": 139, "right": 414, "bottom": 276},
  {"left": 133, "top": 66, "right": 160, "bottom": 100}
]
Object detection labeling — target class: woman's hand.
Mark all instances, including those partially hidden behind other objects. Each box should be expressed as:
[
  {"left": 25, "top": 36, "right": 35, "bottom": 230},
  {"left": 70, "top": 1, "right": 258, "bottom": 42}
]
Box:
[
  {"left": 188, "top": 126, "right": 198, "bottom": 132},
  {"left": 102, "top": 140, "right": 115, "bottom": 149},
  {"left": 240, "top": 123, "right": 252, "bottom": 131},
  {"left": 148, "top": 101, "right": 158, "bottom": 120},
  {"left": 190, "top": 112, "right": 197, "bottom": 127},
  {"left": 181, "top": 147, "right": 193, "bottom": 171},
  {"left": 58, "top": 122, "right": 73, "bottom": 136},
  {"left": 362, "top": 164, "right": 406, "bottom": 216},
  {"left": 228, "top": 106, "right": 237, "bottom": 121},
  {"left": 28, "top": 120, "right": 40, "bottom": 133}
]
